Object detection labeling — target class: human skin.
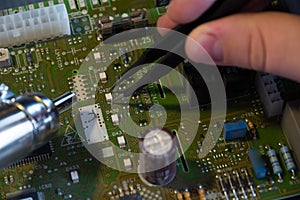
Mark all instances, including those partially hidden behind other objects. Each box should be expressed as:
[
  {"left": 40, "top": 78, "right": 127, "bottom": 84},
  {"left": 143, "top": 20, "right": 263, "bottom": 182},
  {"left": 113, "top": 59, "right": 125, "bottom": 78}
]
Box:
[{"left": 157, "top": 0, "right": 300, "bottom": 82}]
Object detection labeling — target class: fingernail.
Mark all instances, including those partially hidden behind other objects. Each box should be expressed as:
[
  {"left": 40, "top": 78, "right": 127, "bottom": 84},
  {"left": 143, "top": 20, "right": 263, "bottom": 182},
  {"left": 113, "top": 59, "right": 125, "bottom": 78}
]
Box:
[{"left": 187, "top": 32, "right": 223, "bottom": 63}]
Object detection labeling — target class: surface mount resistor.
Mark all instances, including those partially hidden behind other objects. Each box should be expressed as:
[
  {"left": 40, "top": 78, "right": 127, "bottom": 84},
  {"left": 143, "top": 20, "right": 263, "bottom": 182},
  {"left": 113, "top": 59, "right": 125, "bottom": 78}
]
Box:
[
  {"left": 70, "top": 170, "right": 79, "bottom": 183},
  {"left": 279, "top": 142, "right": 297, "bottom": 180},
  {"left": 105, "top": 93, "right": 112, "bottom": 103},
  {"left": 68, "top": 0, "right": 77, "bottom": 10},
  {"left": 92, "top": 0, "right": 99, "bottom": 6},
  {"left": 99, "top": 72, "right": 107, "bottom": 83},
  {"left": 25, "top": 50, "right": 34, "bottom": 66},
  {"left": 266, "top": 145, "right": 283, "bottom": 183},
  {"left": 0, "top": 48, "right": 12, "bottom": 68},
  {"left": 78, "top": 0, "right": 86, "bottom": 8}
]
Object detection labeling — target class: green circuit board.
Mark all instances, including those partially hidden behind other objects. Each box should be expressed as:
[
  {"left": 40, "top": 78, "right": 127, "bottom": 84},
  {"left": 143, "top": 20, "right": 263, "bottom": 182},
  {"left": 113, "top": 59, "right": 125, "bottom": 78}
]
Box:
[{"left": 0, "top": 0, "right": 300, "bottom": 200}]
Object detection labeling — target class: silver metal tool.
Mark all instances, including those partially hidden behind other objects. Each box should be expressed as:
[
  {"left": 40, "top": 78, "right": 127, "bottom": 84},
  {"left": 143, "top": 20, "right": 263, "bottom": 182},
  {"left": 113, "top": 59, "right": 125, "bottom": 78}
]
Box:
[{"left": 0, "top": 84, "right": 75, "bottom": 170}]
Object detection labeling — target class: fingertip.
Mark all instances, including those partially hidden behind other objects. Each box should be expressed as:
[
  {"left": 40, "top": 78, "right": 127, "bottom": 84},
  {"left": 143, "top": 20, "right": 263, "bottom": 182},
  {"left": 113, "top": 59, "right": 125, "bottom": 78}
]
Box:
[
  {"left": 163, "top": 0, "right": 217, "bottom": 25},
  {"left": 185, "top": 32, "right": 217, "bottom": 65},
  {"left": 186, "top": 12, "right": 300, "bottom": 82},
  {"left": 157, "top": 15, "right": 178, "bottom": 35}
]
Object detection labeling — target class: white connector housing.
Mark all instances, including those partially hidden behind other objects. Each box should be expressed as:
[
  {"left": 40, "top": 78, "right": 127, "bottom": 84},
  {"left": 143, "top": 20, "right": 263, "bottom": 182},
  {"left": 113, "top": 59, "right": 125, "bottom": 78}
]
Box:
[
  {"left": 255, "top": 72, "right": 284, "bottom": 117},
  {"left": 0, "top": 4, "right": 70, "bottom": 47}
]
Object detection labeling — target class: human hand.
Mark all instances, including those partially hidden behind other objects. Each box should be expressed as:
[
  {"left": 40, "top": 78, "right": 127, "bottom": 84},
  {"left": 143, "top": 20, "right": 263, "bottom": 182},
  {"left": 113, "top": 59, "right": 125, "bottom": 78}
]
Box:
[{"left": 157, "top": 0, "right": 300, "bottom": 82}]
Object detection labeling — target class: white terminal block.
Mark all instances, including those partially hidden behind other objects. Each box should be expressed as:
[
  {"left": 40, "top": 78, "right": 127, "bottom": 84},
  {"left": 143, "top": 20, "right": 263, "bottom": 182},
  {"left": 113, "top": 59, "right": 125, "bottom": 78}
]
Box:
[{"left": 0, "top": 4, "right": 70, "bottom": 47}]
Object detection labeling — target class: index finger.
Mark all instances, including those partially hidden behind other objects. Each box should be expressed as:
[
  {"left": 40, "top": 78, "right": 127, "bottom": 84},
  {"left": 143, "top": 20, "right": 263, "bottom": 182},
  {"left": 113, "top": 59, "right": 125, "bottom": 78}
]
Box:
[{"left": 157, "top": 0, "right": 217, "bottom": 30}]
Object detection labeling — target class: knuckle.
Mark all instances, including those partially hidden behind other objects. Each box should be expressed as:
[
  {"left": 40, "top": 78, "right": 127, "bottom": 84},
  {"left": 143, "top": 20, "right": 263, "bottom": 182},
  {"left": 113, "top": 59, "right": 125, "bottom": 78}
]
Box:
[{"left": 248, "top": 23, "right": 267, "bottom": 72}]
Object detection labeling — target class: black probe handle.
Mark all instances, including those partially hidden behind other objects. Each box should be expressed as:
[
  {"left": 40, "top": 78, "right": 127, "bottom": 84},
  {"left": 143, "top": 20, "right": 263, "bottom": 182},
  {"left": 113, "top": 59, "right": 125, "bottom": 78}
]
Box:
[
  {"left": 135, "top": 0, "right": 251, "bottom": 66},
  {"left": 111, "top": 0, "right": 251, "bottom": 93},
  {"left": 175, "top": 0, "right": 251, "bottom": 35}
]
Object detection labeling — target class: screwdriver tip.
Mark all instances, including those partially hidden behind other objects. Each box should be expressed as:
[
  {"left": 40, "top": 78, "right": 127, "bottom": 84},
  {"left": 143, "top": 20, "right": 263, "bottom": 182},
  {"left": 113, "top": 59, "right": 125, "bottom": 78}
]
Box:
[{"left": 53, "top": 91, "right": 76, "bottom": 114}]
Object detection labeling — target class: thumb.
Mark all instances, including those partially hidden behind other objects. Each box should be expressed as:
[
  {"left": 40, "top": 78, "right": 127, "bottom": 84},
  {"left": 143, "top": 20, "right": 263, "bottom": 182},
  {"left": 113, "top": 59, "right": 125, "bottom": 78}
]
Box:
[{"left": 186, "top": 12, "right": 300, "bottom": 82}]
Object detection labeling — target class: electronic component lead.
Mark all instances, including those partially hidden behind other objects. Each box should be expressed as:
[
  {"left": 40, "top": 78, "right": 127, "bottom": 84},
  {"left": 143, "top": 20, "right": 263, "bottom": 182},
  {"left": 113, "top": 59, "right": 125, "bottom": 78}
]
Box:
[
  {"left": 279, "top": 142, "right": 297, "bottom": 180},
  {"left": 216, "top": 174, "right": 229, "bottom": 200},
  {"left": 233, "top": 170, "right": 247, "bottom": 200},
  {"left": 266, "top": 145, "right": 283, "bottom": 183},
  {"left": 224, "top": 172, "right": 238, "bottom": 200},
  {"left": 242, "top": 168, "right": 256, "bottom": 198}
]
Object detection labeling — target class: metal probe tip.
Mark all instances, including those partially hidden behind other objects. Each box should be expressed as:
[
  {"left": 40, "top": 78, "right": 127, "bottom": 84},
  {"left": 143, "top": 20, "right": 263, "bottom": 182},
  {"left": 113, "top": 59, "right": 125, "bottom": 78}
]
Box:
[{"left": 53, "top": 91, "right": 76, "bottom": 114}]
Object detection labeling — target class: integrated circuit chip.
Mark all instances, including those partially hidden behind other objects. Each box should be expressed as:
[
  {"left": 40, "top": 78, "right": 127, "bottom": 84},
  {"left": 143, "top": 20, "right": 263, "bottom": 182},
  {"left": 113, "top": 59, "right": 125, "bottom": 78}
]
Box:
[
  {"left": 6, "top": 188, "right": 45, "bottom": 200},
  {"left": 8, "top": 142, "right": 53, "bottom": 168},
  {"left": 79, "top": 104, "right": 109, "bottom": 145}
]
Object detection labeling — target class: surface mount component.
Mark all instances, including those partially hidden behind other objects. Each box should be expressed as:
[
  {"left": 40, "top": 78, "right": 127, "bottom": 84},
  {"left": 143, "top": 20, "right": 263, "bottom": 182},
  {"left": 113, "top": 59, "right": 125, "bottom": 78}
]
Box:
[
  {"left": 0, "top": 48, "right": 12, "bottom": 68},
  {"left": 6, "top": 188, "right": 45, "bottom": 200}
]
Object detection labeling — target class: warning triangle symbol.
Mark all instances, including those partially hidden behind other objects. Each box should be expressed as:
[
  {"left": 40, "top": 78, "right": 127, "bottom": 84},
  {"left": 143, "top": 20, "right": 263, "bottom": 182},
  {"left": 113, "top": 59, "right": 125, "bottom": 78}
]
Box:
[{"left": 61, "top": 125, "right": 82, "bottom": 147}]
